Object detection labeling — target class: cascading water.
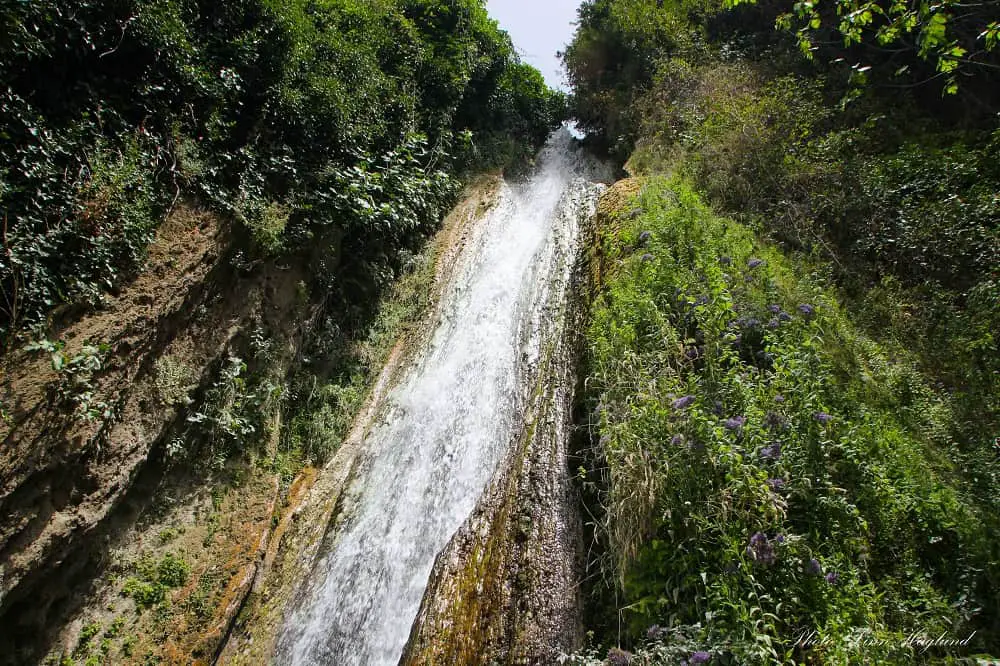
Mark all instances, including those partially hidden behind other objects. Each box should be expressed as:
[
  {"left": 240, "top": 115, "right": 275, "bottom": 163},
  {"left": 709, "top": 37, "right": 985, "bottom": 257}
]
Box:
[{"left": 276, "top": 129, "right": 608, "bottom": 666}]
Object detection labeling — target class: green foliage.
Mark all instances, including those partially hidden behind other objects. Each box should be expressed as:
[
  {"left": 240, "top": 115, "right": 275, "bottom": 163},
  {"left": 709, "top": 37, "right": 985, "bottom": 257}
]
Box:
[
  {"left": 241, "top": 201, "right": 290, "bottom": 259},
  {"left": 562, "top": 0, "right": 705, "bottom": 158},
  {"left": 579, "top": 179, "right": 999, "bottom": 661},
  {"left": 729, "top": 0, "right": 1000, "bottom": 94},
  {"left": 632, "top": 60, "right": 835, "bottom": 223},
  {"left": 623, "top": 54, "right": 999, "bottom": 450},
  {"left": 153, "top": 355, "right": 198, "bottom": 407},
  {"left": 74, "top": 622, "right": 101, "bottom": 656},
  {"left": 573, "top": 22, "right": 998, "bottom": 656},
  {"left": 563, "top": 0, "right": 999, "bottom": 159},
  {"left": 0, "top": 0, "right": 565, "bottom": 346},
  {"left": 855, "top": 138, "right": 1000, "bottom": 291},
  {"left": 284, "top": 383, "right": 364, "bottom": 466},
  {"left": 25, "top": 338, "right": 112, "bottom": 421},
  {"left": 184, "top": 355, "right": 276, "bottom": 465},
  {"left": 122, "top": 577, "right": 166, "bottom": 609},
  {"left": 281, "top": 228, "right": 441, "bottom": 469},
  {"left": 104, "top": 616, "right": 127, "bottom": 639},
  {"left": 122, "top": 553, "right": 190, "bottom": 610},
  {"left": 0, "top": 104, "right": 165, "bottom": 343},
  {"left": 155, "top": 552, "right": 190, "bottom": 588}
]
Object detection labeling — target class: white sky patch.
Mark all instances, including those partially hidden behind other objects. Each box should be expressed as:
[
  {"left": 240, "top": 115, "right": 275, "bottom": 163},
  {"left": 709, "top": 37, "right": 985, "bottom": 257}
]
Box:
[{"left": 485, "top": 0, "right": 581, "bottom": 91}]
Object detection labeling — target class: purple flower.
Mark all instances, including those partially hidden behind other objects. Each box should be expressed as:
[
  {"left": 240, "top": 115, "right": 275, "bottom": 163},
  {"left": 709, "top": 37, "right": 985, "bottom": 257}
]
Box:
[
  {"left": 640, "top": 253, "right": 655, "bottom": 263},
  {"left": 773, "top": 394, "right": 785, "bottom": 403},
  {"left": 813, "top": 411, "right": 833, "bottom": 424},
  {"left": 759, "top": 442, "right": 782, "bottom": 461},
  {"left": 767, "top": 318, "right": 780, "bottom": 329},
  {"left": 748, "top": 258, "right": 765, "bottom": 269},
  {"left": 712, "top": 400, "right": 724, "bottom": 416},
  {"left": 724, "top": 416, "right": 746, "bottom": 430},
  {"left": 774, "top": 534, "right": 786, "bottom": 544},
  {"left": 798, "top": 303, "right": 816, "bottom": 317},
  {"left": 719, "top": 256, "right": 732, "bottom": 266},
  {"left": 608, "top": 647, "right": 634, "bottom": 666},
  {"left": 768, "top": 304, "right": 781, "bottom": 314},
  {"left": 825, "top": 571, "right": 839, "bottom": 585},
  {"left": 766, "top": 478, "right": 785, "bottom": 491},
  {"left": 638, "top": 230, "right": 652, "bottom": 245},
  {"left": 743, "top": 318, "right": 761, "bottom": 329},
  {"left": 690, "top": 652, "right": 711, "bottom": 664},
  {"left": 807, "top": 558, "right": 823, "bottom": 575},
  {"left": 685, "top": 346, "right": 702, "bottom": 360},
  {"left": 747, "top": 532, "right": 777, "bottom": 565},
  {"left": 671, "top": 434, "right": 685, "bottom": 446},
  {"left": 764, "top": 411, "right": 786, "bottom": 430},
  {"left": 672, "top": 395, "right": 696, "bottom": 410},
  {"left": 778, "top": 311, "right": 793, "bottom": 322}
]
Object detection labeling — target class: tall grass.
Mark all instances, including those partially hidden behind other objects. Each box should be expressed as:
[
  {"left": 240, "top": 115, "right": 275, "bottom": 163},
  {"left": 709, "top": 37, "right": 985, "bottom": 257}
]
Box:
[{"left": 574, "top": 178, "right": 1000, "bottom": 664}]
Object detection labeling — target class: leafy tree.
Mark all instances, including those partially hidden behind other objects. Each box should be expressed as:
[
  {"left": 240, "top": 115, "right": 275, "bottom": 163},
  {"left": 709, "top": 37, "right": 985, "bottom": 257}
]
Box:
[
  {"left": 0, "top": 0, "right": 566, "bottom": 345},
  {"left": 730, "top": 0, "right": 1000, "bottom": 94},
  {"left": 561, "top": 0, "right": 699, "bottom": 157}
]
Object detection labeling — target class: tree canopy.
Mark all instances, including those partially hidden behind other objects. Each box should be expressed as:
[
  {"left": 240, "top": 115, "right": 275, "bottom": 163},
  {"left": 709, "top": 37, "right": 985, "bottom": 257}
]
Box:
[{"left": 0, "top": 0, "right": 566, "bottom": 344}]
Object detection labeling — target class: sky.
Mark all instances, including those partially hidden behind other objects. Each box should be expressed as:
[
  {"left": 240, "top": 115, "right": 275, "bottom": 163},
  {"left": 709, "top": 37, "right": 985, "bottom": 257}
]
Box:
[{"left": 484, "top": 0, "right": 582, "bottom": 91}]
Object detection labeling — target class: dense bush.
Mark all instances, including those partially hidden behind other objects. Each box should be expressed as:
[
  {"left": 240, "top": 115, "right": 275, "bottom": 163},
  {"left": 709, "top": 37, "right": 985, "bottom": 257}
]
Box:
[
  {"left": 627, "top": 56, "right": 998, "bottom": 440},
  {"left": 575, "top": 179, "right": 1000, "bottom": 662},
  {"left": 565, "top": 3, "right": 999, "bottom": 661},
  {"left": 0, "top": 0, "right": 565, "bottom": 345},
  {"left": 564, "top": 0, "right": 1000, "bottom": 159}
]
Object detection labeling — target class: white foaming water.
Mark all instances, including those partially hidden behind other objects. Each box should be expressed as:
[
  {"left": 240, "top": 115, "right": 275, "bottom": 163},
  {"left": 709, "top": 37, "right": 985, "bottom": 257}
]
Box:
[{"left": 277, "top": 129, "right": 607, "bottom": 666}]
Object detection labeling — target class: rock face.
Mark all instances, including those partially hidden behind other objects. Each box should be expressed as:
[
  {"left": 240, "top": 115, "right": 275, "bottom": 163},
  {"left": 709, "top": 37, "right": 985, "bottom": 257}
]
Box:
[
  {"left": 0, "top": 203, "right": 315, "bottom": 664},
  {"left": 0, "top": 205, "right": 226, "bottom": 656}
]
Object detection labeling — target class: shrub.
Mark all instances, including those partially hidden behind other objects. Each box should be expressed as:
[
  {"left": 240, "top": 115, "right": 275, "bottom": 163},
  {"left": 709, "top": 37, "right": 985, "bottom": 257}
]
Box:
[
  {"left": 156, "top": 552, "right": 189, "bottom": 588},
  {"left": 579, "top": 178, "right": 999, "bottom": 660},
  {"left": 122, "top": 577, "right": 166, "bottom": 609},
  {"left": 122, "top": 553, "right": 190, "bottom": 610}
]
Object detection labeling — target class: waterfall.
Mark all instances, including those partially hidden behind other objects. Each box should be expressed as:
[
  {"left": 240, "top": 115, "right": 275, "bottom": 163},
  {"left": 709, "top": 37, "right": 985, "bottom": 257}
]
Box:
[{"left": 276, "top": 129, "right": 608, "bottom": 666}]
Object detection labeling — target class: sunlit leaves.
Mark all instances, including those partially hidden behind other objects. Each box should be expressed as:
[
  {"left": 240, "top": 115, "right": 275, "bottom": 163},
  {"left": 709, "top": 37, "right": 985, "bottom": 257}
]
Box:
[
  {"left": 732, "top": 0, "right": 1000, "bottom": 94},
  {"left": 981, "top": 21, "right": 1000, "bottom": 49}
]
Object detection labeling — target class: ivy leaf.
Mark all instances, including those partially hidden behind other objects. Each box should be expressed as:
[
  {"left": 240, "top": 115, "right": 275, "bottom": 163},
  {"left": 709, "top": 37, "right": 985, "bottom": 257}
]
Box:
[{"left": 979, "top": 22, "right": 999, "bottom": 50}]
